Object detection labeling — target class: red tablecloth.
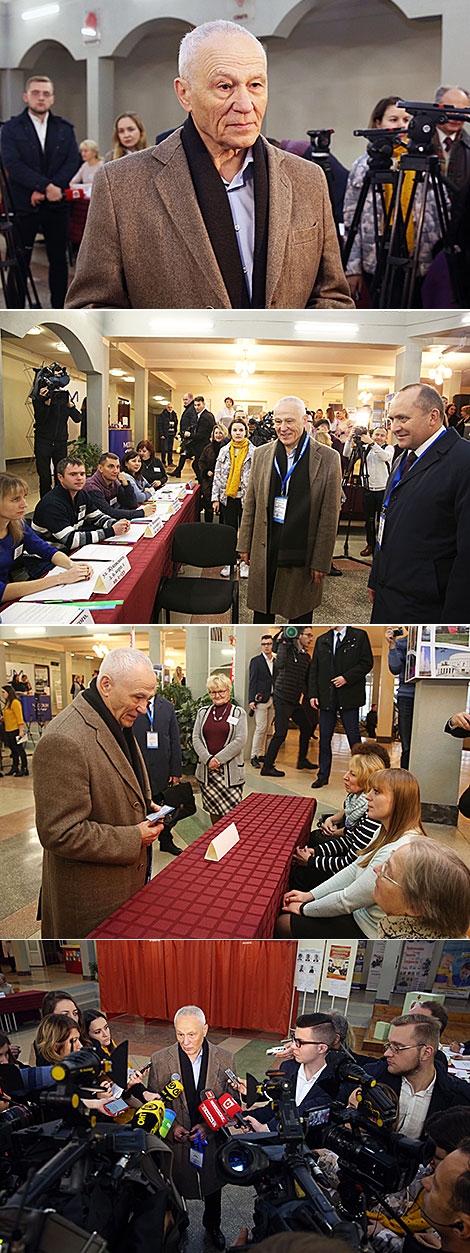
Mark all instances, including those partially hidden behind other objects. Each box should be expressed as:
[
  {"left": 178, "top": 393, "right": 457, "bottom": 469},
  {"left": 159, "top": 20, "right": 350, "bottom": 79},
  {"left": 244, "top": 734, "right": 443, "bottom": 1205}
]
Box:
[
  {"left": 89, "top": 486, "right": 200, "bottom": 624},
  {"left": 0, "top": 991, "right": 44, "bottom": 1013},
  {"left": 90, "top": 792, "right": 316, "bottom": 939}
]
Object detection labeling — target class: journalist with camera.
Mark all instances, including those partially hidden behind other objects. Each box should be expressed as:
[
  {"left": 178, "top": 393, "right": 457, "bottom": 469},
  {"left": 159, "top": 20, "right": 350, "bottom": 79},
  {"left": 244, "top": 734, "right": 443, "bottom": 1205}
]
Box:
[{"left": 29, "top": 362, "right": 81, "bottom": 498}]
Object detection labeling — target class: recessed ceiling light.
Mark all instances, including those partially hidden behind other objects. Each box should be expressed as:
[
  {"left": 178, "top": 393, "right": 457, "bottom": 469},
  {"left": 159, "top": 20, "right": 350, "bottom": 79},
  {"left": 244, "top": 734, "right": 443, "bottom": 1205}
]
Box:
[{"left": 109, "top": 368, "right": 126, "bottom": 377}]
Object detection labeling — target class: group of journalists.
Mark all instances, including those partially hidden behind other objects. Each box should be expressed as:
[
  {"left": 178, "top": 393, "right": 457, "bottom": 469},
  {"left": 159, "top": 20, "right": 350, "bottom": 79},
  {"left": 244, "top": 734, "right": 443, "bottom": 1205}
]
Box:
[{"left": 1, "top": 993, "right": 470, "bottom": 1253}]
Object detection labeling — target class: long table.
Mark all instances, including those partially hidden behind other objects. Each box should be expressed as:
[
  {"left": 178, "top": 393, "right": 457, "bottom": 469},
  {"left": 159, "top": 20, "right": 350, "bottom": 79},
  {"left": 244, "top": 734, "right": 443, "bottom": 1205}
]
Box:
[
  {"left": 90, "top": 484, "right": 200, "bottom": 624},
  {"left": 0, "top": 989, "right": 44, "bottom": 1033},
  {"left": 90, "top": 792, "right": 316, "bottom": 940}
]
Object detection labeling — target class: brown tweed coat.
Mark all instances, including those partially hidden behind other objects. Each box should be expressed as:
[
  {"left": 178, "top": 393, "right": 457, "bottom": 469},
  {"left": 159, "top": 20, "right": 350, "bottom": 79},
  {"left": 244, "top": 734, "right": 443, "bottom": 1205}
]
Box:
[
  {"left": 237, "top": 437, "right": 342, "bottom": 617},
  {"left": 65, "top": 128, "right": 353, "bottom": 310},
  {"left": 33, "top": 693, "right": 152, "bottom": 937},
  {"left": 148, "top": 1040, "right": 235, "bottom": 1199}
]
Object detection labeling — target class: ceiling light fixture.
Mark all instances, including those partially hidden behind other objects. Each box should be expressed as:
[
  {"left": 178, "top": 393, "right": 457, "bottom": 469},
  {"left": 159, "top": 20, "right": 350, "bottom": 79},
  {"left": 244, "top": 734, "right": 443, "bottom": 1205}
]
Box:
[
  {"left": 109, "top": 368, "right": 127, "bottom": 377},
  {"left": 22, "top": 3, "right": 59, "bottom": 18},
  {"left": 234, "top": 347, "right": 256, "bottom": 378}
]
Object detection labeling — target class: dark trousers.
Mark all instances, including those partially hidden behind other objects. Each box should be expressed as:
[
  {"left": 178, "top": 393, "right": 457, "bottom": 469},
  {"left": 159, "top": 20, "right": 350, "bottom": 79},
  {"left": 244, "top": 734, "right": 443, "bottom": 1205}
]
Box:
[
  {"left": 174, "top": 451, "right": 191, "bottom": 474},
  {"left": 253, "top": 610, "right": 313, "bottom": 624},
  {"left": 202, "top": 494, "right": 214, "bottom": 523},
  {"left": 318, "top": 706, "right": 361, "bottom": 781},
  {"left": 223, "top": 496, "right": 242, "bottom": 533},
  {"left": 34, "top": 435, "right": 68, "bottom": 497},
  {"left": 362, "top": 488, "right": 385, "bottom": 549},
  {"left": 5, "top": 729, "right": 27, "bottom": 773},
  {"left": 397, "top": 695, "right": 414, "bottom": 769},
  {"left": 160, "top": 435, "right": 174, "bottom": 465},
  {"left": 263, "top": 695, "right": 311, "bottom": 767},
  {"left": 7, "top": 203, "right": 69, "bottom": 307},
  {"left": 289, "top": 910, "right": 365, "bottom": 938},
  {"left": 203, "top": 1188, "right": 222, "bottom": 1228}
]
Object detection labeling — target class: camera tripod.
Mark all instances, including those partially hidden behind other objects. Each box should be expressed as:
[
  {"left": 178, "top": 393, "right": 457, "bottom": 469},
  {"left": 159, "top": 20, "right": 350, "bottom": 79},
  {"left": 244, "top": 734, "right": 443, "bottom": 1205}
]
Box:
[
  {"left": 339, "top": 438, "right": 373, "bottom": 568},
  {"left": 0, "top": 153, "right": 41, "bottom": 309},
  {"left": 306, "top": 128, "right": 342, "bottom": 241},
  {"left": 342, "top": 128, "right": 402, "bottom": 304}
]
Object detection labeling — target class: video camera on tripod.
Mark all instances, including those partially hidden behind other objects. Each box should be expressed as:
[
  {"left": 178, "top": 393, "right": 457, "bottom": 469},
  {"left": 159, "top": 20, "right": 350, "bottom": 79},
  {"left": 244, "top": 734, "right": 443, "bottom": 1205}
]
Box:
[
  {"left": 397, "top": 100, "right": 470, "bottom": 156},
  {"left": 215, "top": 1053, "right": 424, "bottom": 1248}
]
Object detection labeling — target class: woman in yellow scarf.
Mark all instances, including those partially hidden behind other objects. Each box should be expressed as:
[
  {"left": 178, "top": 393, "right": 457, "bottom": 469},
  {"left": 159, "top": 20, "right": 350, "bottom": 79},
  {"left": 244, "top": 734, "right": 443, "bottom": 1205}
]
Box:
[{"left": 211, "top": 414, "right": 254, "bottom": 577}]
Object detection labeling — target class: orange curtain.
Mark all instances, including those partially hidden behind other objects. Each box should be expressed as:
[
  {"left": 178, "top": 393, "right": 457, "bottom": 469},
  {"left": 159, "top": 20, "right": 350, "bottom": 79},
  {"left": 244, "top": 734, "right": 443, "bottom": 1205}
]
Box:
[{"left": 96, "top": 941, "right": 297, "bottom": 1035}]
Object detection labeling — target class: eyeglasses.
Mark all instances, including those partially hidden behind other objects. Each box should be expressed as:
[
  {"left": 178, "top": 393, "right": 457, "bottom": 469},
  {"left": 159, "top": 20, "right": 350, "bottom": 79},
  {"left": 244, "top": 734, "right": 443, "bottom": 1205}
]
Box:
[
  {"left": 377, "top": 860, "right": 402, "bottom": 888},
  {"left": 293, "top": 1038, "right": 321, "bottom": 1048},
  {"left": 384, "top": 1041, "right": 419, "bottom": 1054}
]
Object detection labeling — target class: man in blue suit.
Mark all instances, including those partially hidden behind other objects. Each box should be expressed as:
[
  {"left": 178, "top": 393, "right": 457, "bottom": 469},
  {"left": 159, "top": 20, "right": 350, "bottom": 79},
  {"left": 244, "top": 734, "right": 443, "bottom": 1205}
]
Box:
[
  {"left": 1, "top": 75, "right": 80, "bottom": 306},
  {"left": 245, "top": 1014, "right": 339, "bottom": 1131},
  {"left": 368, "top": 383, "right": 470, "bottom": 623}
]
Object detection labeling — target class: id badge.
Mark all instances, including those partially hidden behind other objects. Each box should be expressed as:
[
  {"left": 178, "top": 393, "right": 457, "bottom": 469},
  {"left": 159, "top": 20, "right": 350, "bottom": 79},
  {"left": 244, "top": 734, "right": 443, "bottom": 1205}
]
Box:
[
  {"left": 227, "top": 714, "right": 238, "bottom": 726},
  {"left": 189, "top": 1131, "right": 206, "bottom": 1170},
  {"left": 273, "top": 495, "right": 287, "bottom": 524},
  {"left": 377, "top": 512, "right": 386, "bottom": 549},
  {"left": 147, "top": 732, "right": 159, "bottom": 748}
]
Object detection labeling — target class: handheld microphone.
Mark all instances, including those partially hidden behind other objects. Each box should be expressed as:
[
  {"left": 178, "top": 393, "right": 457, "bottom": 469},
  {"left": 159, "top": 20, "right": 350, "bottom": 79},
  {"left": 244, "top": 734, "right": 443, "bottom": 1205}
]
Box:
[
  {"left": 224, "top": 1068, "right": 240, "bottom": 1090},
  {"left": 159, "top": 1108, "right": 176, "bottom": 1139},
  {"left": 62, "top": 187, "right": 91, "bottom": 201},
  {"left": 218, "top": 1092, "right": 250, "bottom": 1129},
  {"left": 198, "top": 1097, "right": 229, "bottom": 1132},
  {"left": 160, "top": 1073, "right": 184, "bottom": 1102},
  {"left": 134, "top": 1099, "right": 166, "bottom": 1135}
]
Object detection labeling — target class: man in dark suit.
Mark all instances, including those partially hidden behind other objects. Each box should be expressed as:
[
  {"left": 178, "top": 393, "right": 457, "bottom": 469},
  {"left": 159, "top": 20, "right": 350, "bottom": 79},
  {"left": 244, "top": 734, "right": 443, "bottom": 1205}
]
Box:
[
  {"left": 133, "top": 693, "right": 183, "bottom": 857},
  {"left": 189, "top": 396, "right": 215, "bottom": 481},
  {"left": 171, "top": 393, "right": 198, "bottom": 477},
  {"left": 158, "top": 403, "right": 178, "bottom": 466},
  {"left": 434, "top": 86, "right": 470, "bottom": 199},
  {"left": 309, "top": 625, "right": 373, "bottom": 787},
  {"left": 248, "top": 633, "right": 275, "bottom": 769},
  {"left": 363, "top": 1014, "right": 470, "bottom": 1139},
  {"left": 1, "top": 74, "right": 80, "bottom": 306},
  {"left": 368, "top": 383, "right": 470, "bottom": 623},
  {"left": 245, "top": 1014, "right": 340, "bottom": 1132},
  {"left": 65, "top": 21, "right": 352, "bottom": 310}
]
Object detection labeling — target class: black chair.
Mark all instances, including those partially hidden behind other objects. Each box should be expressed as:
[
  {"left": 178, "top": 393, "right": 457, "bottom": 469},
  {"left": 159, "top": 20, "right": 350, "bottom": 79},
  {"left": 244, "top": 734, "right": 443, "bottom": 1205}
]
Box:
[{"left": 153, "top": 522, "right": 239, "bottom": 622}]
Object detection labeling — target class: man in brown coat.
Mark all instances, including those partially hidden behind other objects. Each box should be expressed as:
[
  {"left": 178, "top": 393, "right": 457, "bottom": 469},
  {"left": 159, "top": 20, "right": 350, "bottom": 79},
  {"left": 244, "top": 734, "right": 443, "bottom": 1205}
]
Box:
[
  {"left": 238, "top": 396, "right": 342, "bottom": 621},
  {"left": 66, "top": 20, "right": 352, "bottom": 311},
  {"left": 148, "top": 1005, "right": 235, "bottom": 1250},
  {"left": 33, "top": 648, "right": 164, "bottom": 937}
]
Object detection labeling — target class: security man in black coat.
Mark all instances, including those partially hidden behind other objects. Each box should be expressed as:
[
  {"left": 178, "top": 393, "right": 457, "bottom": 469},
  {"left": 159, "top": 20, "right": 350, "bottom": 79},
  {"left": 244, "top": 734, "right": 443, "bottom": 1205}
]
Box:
[
  {"left": 1, "top": 75, "right": 80, "bottom": 306},
  {"left": 158, "top": 405, "right": 178, "bottom": 466},
  {"left": 133, "top": 694, "right": 183, "bottom": 857},
  {"left": 309, "top": 626, "right": 373, "bottom": 787},
  {"left": 171, "top": 393, "right": 198, "bottom": 476},
  {"left": 368, "top": 383, "right": 470, "bottom": 623},
  {"left": 189, "top": 396, "right": 215, "bottom": 481}
]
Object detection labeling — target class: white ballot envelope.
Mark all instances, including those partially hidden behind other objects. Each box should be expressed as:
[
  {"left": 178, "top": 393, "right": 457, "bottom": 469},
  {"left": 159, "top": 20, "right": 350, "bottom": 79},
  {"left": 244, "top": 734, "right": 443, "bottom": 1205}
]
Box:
[{"left": 204, "top": 822, "right": 239, "bottom": 862}]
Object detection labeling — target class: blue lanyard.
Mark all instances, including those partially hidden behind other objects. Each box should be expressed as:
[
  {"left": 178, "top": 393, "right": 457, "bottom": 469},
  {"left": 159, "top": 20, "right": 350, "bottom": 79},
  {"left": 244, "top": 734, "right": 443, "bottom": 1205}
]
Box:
[
  {"left": 274, "top": 431, "right": 310, "bottom": 496},
  {"left": 383, "top": 429, "right": 446, "bottom": 510}
]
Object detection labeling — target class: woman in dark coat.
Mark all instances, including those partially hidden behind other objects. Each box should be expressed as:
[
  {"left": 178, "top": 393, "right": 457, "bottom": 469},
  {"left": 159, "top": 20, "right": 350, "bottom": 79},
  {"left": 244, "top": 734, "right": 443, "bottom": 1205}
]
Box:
[{"left": 197, "top": 423, "right": 228, "bottom": 522}]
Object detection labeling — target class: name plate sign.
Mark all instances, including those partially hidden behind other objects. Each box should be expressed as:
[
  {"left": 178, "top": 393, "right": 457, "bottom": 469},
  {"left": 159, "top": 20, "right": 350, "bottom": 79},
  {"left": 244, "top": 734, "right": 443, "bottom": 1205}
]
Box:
[
  {"left": 144, "top": 516, "right": 166, "bottom": 537},
  {"left": 94, "top": 555, "right": 130, "bottom": 593},
  {"left": 204, "top": 822, "right": 240, "bottom": 862}
]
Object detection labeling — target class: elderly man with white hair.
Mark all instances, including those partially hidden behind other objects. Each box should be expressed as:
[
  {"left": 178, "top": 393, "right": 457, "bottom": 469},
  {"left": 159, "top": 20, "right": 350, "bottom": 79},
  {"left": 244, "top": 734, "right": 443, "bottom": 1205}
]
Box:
[
  {"left": 148, "top": 1004, "right": 235, "bottom": 1249},
  {"left": 33, "top": 648, "right": 165, "bottom": 937},
  {"left": 66, "top": 19, "right": 352, "bottom": 309},
  {"left": 238, "top": 395, "right": 342, "bottom": 621}
]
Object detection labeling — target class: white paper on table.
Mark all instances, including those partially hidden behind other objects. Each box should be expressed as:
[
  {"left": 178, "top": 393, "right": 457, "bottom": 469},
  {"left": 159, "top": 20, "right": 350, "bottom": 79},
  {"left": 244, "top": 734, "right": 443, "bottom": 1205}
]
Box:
[
  {"left": 20, "top": 563, "right": 103, "bottom": 602},
  {"left": 0, "top": 602, "right": 94, "bottom": 625},
  {"left": 70, "top": 544, "right": 133, "bottom": 561},
  {"left": 204, "top": 822, "right": 239, "bottom": 862},
  {"left": 107, "top": 523, "right": 148, "bottom": 543}
]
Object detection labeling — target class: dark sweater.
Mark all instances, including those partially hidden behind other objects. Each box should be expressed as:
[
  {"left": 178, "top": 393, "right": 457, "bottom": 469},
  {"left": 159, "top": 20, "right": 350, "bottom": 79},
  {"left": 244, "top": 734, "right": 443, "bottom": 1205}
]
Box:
[{"left": 32, "top": 483, "right": 115, "bottom": 553}]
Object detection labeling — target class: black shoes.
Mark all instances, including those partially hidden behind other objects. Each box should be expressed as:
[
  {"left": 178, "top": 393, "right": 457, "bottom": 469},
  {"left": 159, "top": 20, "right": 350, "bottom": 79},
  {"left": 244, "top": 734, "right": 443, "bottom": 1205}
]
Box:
[
  {"left": 312, "top": 777, "right": 329, "bottom": 788},
  {"left": 203, "top": 1226, "right": 225, "bottom": 1250},
  {"left": 7, "top": 768, "right": 16, "bottom": 776},
  {"left": 19, "top": 767, "right": 29, "bottom": 777},
  {"left": 251, "top": 756, "right": 262, "bottom": 768},
  {"left": 328, "top": 564, "right": 343, "bottom": 576},
  {"left": 159, "top": 836, "right": 182, "bottom": 857},
  {"left": 260, "top": 765, "right": 285, "bottom": 777},
  {"left": 297, "top": 758, "right": 316, "bottom": 770}
]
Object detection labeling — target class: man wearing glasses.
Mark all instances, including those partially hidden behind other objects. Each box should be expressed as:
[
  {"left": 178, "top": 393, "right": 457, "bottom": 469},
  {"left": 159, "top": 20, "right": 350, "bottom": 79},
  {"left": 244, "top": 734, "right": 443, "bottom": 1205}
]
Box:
[
  {"left": 1, "top": 75, "right": 80, "bottom": 307},
  {"left": 238, "top": 395, "right": 342, "bottom": 622},
  {"left": 363, "top": 1013, "right": 470, "bottom": 1137},
  {"left": 244, "top": 1014, "right": 339, "bottom": 1131}
]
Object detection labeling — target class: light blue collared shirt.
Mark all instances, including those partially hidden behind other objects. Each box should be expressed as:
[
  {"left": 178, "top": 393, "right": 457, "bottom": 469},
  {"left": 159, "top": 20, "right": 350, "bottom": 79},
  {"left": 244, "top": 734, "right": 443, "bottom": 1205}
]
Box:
[
  {"left": 222, "top": 148, "right": 255, "bottom": 301},
  {"left": 191, "top": 1049, "right": 203, "bottom": 1088}
]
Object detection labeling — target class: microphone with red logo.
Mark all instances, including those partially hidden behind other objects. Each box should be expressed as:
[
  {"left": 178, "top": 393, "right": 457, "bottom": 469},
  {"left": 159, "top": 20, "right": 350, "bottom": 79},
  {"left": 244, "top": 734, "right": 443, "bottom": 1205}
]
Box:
[
  {"left": 218, "top": 1092, "right": 251, "bottom": 1129},
  {"left": 198, "top": 1091, "right": 230, "bottom": 1134}
]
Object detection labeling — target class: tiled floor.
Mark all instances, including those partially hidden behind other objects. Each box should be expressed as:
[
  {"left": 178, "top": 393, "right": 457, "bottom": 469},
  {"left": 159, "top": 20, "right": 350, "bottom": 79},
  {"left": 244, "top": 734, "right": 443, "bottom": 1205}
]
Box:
[{"left": 1, "top": 727, "right": 469, "bottom": 937}]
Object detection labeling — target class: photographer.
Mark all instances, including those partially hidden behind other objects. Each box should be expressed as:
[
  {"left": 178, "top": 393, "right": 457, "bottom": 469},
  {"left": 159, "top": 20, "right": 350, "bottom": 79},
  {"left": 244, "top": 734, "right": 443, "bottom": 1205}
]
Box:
[
  {"left": 344, "top": 428, "right": 394, "bottom": 555},
  {"left": 30, "top": 362, "right": 81, "bottom": 497},
  {"left": 260, "top": 626, "right": 314, "bottom": 778}
]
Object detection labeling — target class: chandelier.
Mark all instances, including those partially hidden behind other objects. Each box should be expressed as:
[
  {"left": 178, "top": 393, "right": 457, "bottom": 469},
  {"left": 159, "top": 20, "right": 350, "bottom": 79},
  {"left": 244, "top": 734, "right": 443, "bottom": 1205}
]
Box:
[{"left": 234, "top": 347, "right": 256, "bottom": 378}]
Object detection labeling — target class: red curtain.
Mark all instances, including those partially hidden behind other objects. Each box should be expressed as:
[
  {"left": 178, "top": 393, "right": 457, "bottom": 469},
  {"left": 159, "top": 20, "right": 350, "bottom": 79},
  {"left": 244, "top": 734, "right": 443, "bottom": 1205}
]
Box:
[{"left": 96, "top": 940, "right": 296, "bottom": 1035}]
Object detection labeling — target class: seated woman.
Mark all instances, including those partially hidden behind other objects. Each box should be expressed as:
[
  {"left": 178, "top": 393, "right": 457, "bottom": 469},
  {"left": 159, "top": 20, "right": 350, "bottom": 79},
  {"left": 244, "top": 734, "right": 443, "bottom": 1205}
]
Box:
[
  {"left": 211, "top": 415, "right": 254, "bottom": 576},
  {"left": 0, "top": 472, "right": 91, "bottom": 604},
  {"left": 136, "top": 440, "right": 168, "bottom": 490},
  {"left": 374, "top": 838, "right": 470, "bottom": 938},
  {"left": 290, "top": 749, "right": 386, "bottom": 891},
  {"left": 192, "top": 671, "right": 247, "bottom": 826},
  {"left": 120, "top": 449, "right": 154, "bottom": 505},
  {"left": 275, "top": 768, "right": 425, "bottom": 939}
]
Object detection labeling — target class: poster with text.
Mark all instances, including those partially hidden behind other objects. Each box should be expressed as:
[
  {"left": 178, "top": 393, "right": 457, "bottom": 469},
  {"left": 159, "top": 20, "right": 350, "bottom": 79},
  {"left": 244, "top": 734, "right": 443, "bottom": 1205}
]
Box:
[
  {"left": 395, "top": 942, "right": 435, "bottom": 992},
  {"left": 366, "top": 941, "right": 387, "bottom": 990},
  {"left": 433, "top": 943, "right": 470, "bottom": 999},
  {"left": 321, "top": 942, "right": 357, "bottom": 998},
  {"left": 296, "top": 945, "right": 324, "bottom": 993}
]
